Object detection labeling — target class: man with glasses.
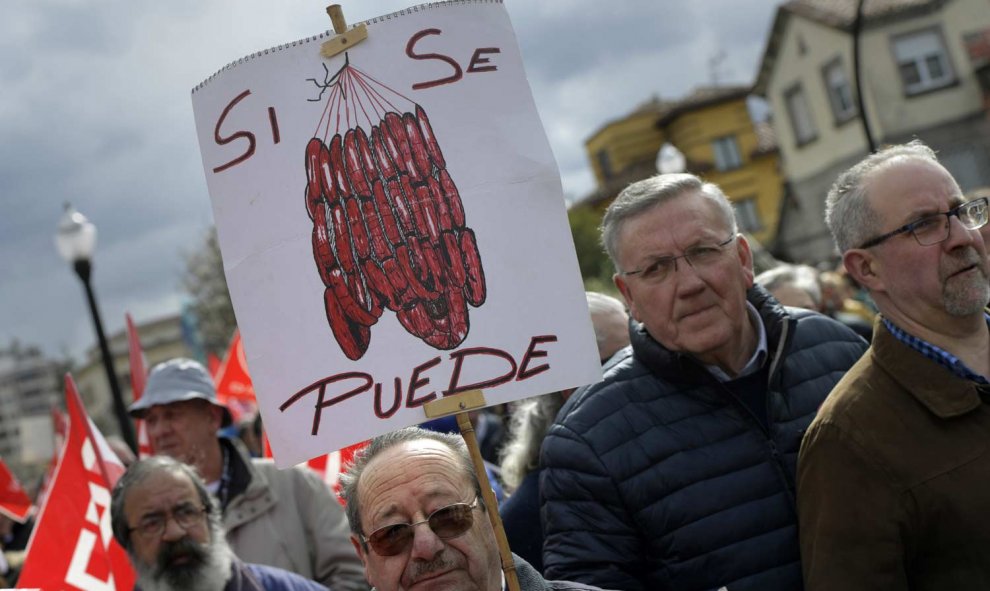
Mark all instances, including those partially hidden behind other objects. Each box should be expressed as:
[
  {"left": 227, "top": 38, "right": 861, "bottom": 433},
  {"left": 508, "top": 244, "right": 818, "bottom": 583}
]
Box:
[
  {"left": 110, "top": 456, "right": 328, "bottom": 591},
  {"left": 129, "top": 358, "right": 368, "bottom": 591},
  {"left": 339, "top": 426, "right": 607, "bottom": 591},
  {"left": 799, "top": 141, "right": 990, "bottom": 589},
  {"left": 540, "top": 173, "right": 867, "bottom": 590}
]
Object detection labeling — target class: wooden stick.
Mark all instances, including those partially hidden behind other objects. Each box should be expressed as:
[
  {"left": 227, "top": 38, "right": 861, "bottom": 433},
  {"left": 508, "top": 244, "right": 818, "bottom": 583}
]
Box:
[{"left": 455, "top": 411, "right": 521, "bottom": 591}]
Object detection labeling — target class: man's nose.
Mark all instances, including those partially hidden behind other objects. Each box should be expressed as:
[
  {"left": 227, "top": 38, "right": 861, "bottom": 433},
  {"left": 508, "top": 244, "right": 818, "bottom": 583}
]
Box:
[
  {"left": 408, "top": 522, "right": 445, "bottom": 561},
  {"left": 161, "top": 515, "right": 187, "bottom": 542},
  {"left": 944, "top": 214, "right": 977, "bottom": 250}
]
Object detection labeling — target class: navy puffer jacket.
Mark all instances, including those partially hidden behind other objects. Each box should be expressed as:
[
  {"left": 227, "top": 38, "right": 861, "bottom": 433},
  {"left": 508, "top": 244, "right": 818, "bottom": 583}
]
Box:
[{"left": 540, "top": 287, "right": 867, "bottom": 591}]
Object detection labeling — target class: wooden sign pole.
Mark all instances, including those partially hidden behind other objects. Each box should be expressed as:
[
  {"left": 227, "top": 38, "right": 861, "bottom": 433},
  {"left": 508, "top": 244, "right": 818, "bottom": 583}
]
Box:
[
  {"left": 321, "top": 4, "right": 368, "bottom": 58},
  {"left": 424, "top": 391, "right": 521, "bottom": 591}
]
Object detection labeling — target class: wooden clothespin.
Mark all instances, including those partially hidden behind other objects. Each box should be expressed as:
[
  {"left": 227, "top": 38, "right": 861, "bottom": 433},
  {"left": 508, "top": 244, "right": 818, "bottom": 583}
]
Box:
[
  {"left": 321, "top": 4, "right": 368, "bottom": 59},
  {"left": 424, "top": 391, "right": 521, "bottom": 591}
]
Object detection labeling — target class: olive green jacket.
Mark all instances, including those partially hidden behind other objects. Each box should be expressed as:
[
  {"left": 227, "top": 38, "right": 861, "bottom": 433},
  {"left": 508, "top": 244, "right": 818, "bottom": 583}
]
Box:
[{"left": 798, "top": 319, "right": 990, "bottom": 590}]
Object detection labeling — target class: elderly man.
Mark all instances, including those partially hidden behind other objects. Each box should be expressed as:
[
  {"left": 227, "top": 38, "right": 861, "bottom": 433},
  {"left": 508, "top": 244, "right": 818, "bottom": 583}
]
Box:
[
  {"left": 798, "top": 141, "right": 990, "bottom": 589},
  {"left": 129, "top": 358, "right": 368, "bottom": 591},
  {"left": 540, "top": 173, "right": 867, "bottom": 590},
  {"left": 110, "top": 456, "right": 327, "bottom": 591},
  {"left": 339, "top": 426, "right": 608, "bottom": 591}
]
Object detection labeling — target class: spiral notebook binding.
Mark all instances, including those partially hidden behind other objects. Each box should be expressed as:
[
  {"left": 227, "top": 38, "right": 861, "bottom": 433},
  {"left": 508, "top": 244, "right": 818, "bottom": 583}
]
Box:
[{"left": 191, "top": 0, "right": 502, "bottom": 94}]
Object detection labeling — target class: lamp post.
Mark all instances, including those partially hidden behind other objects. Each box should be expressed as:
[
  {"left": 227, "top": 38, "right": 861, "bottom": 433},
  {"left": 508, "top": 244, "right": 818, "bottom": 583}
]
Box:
[{"left": 56, "top": 204, "right": 137, "bottom": 453}]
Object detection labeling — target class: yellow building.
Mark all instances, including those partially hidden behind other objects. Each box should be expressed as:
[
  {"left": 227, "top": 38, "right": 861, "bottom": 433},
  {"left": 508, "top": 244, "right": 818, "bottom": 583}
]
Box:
[{"left": 581, "top": 86, "right": 785, "bottom": 249}]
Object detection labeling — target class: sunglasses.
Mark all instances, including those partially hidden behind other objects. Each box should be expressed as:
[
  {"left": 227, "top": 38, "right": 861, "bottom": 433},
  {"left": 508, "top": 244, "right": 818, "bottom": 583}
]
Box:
[{"left": 361, "top": 497, "right": 479, "bottom": 556}]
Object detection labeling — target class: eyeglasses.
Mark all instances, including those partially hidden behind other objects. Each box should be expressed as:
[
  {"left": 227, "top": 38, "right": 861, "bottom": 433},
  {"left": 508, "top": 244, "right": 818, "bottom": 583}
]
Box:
[
  {"left": 128, "top": 503, "right": 208, "bottom": 539},
  {"left": 620, "top": 234, "right": 736, "bottom": 283},
  {"left": 361, "top": 498, "right": 479, "bottom": 556},
  {"left": 858, "top": 197, "right": 989, "bottom": 249}
]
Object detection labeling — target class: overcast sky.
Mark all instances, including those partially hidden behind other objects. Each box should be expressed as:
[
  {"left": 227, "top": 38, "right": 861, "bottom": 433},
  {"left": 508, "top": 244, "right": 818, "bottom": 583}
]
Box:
[{"left": 1, "top": 0, "right": 781, "bottom": 361}]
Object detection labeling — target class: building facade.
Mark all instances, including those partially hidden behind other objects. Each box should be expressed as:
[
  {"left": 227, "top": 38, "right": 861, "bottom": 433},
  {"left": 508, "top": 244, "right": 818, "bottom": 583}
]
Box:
[
  {"left": 756, "top": 0, "right": 990, "bottom": 262},
  {"left": 581, "top": 86, "right": 785, "bottom": 250}
]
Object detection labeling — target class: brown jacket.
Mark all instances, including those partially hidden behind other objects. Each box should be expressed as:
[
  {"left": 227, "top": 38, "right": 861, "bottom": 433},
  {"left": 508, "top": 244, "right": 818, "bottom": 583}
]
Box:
[{"left": 798, "top": 319, "right": 990, "bottom": 590}]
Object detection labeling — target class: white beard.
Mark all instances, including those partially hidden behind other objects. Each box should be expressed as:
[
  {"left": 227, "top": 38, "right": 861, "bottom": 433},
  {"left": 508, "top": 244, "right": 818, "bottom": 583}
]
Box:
[{"left": 133, "top": 520, "right": 233, "bottom": 591}]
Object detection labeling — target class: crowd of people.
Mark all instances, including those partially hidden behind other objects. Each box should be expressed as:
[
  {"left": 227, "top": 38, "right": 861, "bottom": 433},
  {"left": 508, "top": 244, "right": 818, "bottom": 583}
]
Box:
[{"left": 7, "top": 138, "right": 989, "bottom": 590}]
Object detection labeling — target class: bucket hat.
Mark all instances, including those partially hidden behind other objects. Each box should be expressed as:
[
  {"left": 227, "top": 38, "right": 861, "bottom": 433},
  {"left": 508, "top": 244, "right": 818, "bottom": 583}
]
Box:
[{"left": 128, "top": 358, "right": 232, "bottom": 426}]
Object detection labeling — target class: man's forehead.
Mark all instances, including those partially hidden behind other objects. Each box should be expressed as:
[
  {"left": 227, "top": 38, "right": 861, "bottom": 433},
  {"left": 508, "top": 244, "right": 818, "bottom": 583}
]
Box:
[
  {"left": 359, "top": 440, "right": 469, "bottom": 511},
  {"left": 127, "top": 470, "right": 198, "bottom": 514}
]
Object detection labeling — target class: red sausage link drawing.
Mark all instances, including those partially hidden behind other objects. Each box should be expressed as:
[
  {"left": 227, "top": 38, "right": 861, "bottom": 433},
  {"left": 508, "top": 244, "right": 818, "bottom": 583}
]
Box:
[
  {"left": 328, "top": 266, "right": 378, "bottom": 327},
  {"left": 384, "top": 112, "right": 418, "bottom": 181},
  {"left": 344, "top": 129, "right": 371, "bottom": 197},
  {"left": 356, "top": 127, "right": 378, "bottom": 183},
  {"left": 344, "top": 196, "right": 371, "bottom": 261},
  {"left": 323, "top": 287, "right": 370, "bottom": 361},
  {"left": 403, "top": 112, "right": 433, "bottom": 180},
  {"left": 304, "top": 58, "right": 487, "bottom": 359},
  {"left": 460, "top": 228, "right": 486, "bottom": 307},
  {"left": 360, "top": 196, "right": 394, "bottom": 261},
  {"left": 329, "top": 201, "right": 357, "bottom": 274},
  {"left": 438, "top": 169, "right": 466, "bottom": 228},
  {"left": 427, "top": 176, "right": 453, "bottom": 232},
  {"left": 328, "top": 134, "right": 352, "bottom": 198},
  {"left": 370, "top": 126, "right": 398, "bottom": 181},
  {"left": 415, "top": 104, "right": 446, "bottom": 171},
  {"left": 372, "top": 179, "right": 403, "bottom": 246}
]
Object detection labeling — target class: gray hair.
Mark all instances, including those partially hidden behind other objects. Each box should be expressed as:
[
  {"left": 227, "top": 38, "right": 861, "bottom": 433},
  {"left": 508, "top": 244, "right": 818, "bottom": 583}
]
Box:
[
  {"left": 585, "top": 291, "right": 630, "bottom": 360},
  {"left": 600, "top": 173, "right": 738, "bottom": 271},
  {"left": 339, "top": 427, "right": 483, "bottom": 540},
  {"left": 825, "top": 140, "right": 939, "bottom": 253},
  {"left": 498, "top": 393, "right": 565, "bottom": 491},
  {"left": 755, "top": 264, "right": 822, "bottom": 308},
  {"left": 110, "top": 456, "right": 219, "bottom": 552}
]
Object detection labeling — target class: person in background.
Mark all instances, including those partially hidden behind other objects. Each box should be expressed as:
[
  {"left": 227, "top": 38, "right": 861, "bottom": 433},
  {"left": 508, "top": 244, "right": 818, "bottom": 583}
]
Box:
[
  {"left": 110, "top": 456, "right": 328, "bottom": 591},
  {"left": 799, "top": 141, "right": 990, "bottom": 589},
  {"left": 755, "top": 264, "right": 821, "bottom": 311},
  {"left": 541, "top": 173, "right": 867, "bottom": 590},
  {"left": 129, "top": 358, "right": 369, "bottom": 591},
  {"left": 498, "top": 291, "right": 630, "bottom": 573},
  {"left": 338, "top": 427, "right": 609, "bottom": 591}
]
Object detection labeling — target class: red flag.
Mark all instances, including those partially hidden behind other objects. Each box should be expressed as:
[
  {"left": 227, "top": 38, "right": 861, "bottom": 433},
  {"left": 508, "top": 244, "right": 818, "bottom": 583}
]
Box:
[
  {"left": 207, "top": 353, "right": 221, "bottom": 378},
  {"left": 260, "top": 429, "right": 365, "bottom": 504},
  {"left": 0, "top": 458, "right": 32, "bottom": 523},
  {"left": 35, "top": 405, "right": 69, "bottom": 508},
  {"left": 18, "top": 375, "right": 136, "bottom": 591},
  {"left": 214, "top": 330, "right": 257, "bottom": 423},
  {"left": 126, "top": 313, "right": 154, "bottom": 458}
]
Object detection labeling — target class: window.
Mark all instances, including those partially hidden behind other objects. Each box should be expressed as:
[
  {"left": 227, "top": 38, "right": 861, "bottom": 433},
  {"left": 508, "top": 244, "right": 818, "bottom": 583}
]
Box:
[
  {"left": 712, "top": 136, "right": 742, "bottom": 171},
  {"left": 892, "top": 28, "right": 955, "bottom": 95},
  {"left": 596, "top": 149, "right": 612, "bottom": 181},
  {"left": 784, "top": 83, "right": 818, "bottom": 146},
  {"left": 822, "top": 59, "right": 856, "bottom": 123},
  {"left": 733, "top": 199, "right": 764, "bottom": 233}
]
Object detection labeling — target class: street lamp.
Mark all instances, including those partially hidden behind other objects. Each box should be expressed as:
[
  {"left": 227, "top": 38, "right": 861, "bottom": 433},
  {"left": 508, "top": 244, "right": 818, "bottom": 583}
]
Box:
[{"left": 55, "top": 204, "right": 137, "bottom": 452}]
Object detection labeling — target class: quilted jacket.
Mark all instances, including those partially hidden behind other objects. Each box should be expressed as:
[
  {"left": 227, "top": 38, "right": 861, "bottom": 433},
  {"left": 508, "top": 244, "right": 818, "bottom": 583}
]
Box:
[{"left": 540, "top": 287, "right": 867, "bottom": 591}]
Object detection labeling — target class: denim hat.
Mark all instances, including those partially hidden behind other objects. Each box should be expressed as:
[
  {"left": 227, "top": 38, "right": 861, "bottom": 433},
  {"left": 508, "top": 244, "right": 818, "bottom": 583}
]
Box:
[{"left": 128, "top": 358, "right": 232, "bottom": 426}]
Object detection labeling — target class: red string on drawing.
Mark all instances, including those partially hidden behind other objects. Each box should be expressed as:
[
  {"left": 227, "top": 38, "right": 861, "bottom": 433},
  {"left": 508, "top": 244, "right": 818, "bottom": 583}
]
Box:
[{"left": 304, "top": 54, "right": 487, "bottom": 360}]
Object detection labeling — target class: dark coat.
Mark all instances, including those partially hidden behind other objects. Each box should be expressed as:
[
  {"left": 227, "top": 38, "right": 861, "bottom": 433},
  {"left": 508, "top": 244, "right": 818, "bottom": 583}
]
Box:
[
  {"left": 799, "top": 319, "right": 990, "bottom": 590},
  {"left": 501, "top": 470, "right": 545, "bottom": 574},
  {"left": 541, "top": 287, "right": 867, "bottom": 591}
]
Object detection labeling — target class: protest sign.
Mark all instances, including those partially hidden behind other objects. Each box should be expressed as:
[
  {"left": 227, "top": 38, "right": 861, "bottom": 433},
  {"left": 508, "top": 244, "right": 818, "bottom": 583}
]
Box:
[
  {"left": 18, "top": 376, "right": 134, "bottom": 591},
  {"left": 192, "top": 1, "right": 601, "bottom": 467}
]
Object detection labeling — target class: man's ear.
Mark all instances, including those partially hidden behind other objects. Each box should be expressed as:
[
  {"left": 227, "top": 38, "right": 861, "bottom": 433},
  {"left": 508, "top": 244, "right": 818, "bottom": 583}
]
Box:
[
  {"left": 208, "top": 404, "right": 224, "bottom": 431},
  {"left": 735, "top": 233, "right": 755, "bottom": 287},
  {"left": 351, "top": 534, "right": 374, "bottom": 584},
  {"left": 614, "top": 274, "right": 639, "bottom": 322},
  {"left": 843, "top": 249, "right": 884, "bottom": 293}
]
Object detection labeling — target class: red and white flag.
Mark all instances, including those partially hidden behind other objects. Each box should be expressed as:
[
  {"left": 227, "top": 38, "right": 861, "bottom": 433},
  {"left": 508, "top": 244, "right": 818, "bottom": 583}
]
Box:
[
  {"left": 18, "top": 375, "right": 136, "bottom": 591},
  {"left": 0, "top": 458, "right": 32, "bottom": 523},
  {"left": 126, "top": 313, "right": 154, "bottom": 458},
  {"left": 213, "top": 330, "right": 257, "bottom": 423},
  {"left": 35, "top": 405, "right": 69, "bottom": 509}
]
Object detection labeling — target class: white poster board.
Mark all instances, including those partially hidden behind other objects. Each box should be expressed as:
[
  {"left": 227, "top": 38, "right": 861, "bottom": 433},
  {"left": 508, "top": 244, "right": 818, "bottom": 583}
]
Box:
[{"left": 191, "top": 0, "right": 601, "bottom": 468}]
